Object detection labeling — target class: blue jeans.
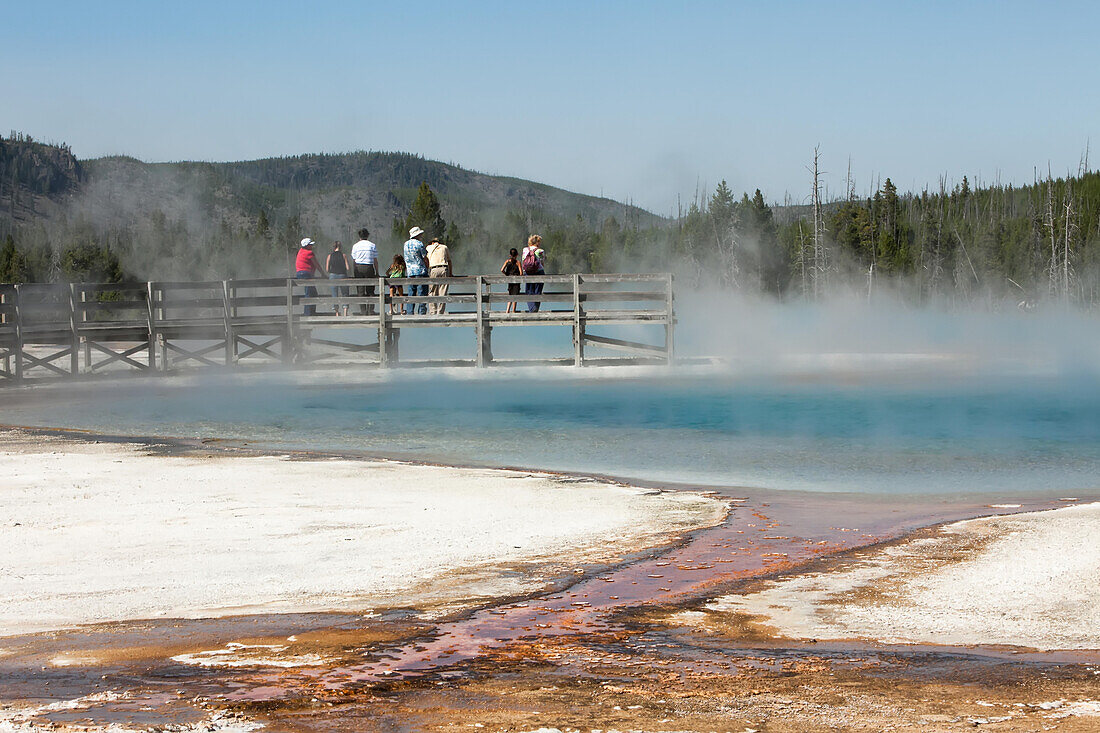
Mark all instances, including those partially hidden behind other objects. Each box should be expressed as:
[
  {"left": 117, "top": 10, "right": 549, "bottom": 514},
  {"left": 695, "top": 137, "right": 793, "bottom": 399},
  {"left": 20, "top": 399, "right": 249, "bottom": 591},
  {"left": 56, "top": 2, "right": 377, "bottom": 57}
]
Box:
[
  {"left": 405, "top": 276, "right": 428, "bottom": 315},
  {"left": 328, "top": 273, "right": 348, "bottom": 312},
  {"left": 296, "top": 271, "right": 317, "bottom": 316},
  {"left": 525, "top": 280, "right": 544, "bottom": 313}
]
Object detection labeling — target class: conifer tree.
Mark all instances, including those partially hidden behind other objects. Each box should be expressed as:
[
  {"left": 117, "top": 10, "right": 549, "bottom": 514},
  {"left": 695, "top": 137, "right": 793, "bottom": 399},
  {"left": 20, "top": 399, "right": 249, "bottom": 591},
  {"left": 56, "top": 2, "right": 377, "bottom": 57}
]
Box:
[
  {"left": 709, "top": 180, "right": 737, "bottom": 235},
  {"left": 0, "top": 234, "right": 29, "bottom": 283},
  {"left": 403, "top": 182, "right": 447, "bottom": 243},
  {"left": 60, "top": 243, "right": 124, "bottom": 284},
  {"left": 445, "top": 221, "right": 462, "bottom": 249},
  {"left": 255, "top": 209, "right": 270, "bottom": 238}
]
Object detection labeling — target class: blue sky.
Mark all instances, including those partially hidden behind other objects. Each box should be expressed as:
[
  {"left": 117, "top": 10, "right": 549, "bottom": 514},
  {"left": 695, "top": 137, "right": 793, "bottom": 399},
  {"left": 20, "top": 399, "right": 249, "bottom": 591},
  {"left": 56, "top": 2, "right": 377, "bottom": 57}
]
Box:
[{"left": 4, "top": 1, "right": 1098, "bottom": 213}]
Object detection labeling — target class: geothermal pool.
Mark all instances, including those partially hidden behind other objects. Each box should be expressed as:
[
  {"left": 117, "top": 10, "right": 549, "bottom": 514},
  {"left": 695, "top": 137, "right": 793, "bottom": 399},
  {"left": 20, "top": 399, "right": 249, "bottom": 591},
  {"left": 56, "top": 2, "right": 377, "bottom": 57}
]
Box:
[{"left": 4, "top": 364, "right": 1099, "bottom": 497}]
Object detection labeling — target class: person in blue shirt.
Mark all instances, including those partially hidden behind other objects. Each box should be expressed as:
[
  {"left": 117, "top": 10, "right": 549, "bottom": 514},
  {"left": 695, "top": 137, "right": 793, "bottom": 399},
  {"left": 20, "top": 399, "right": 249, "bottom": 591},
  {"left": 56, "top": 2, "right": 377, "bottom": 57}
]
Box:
[{"left": 402, "top": 226, "right": 429, "bottom": 315}]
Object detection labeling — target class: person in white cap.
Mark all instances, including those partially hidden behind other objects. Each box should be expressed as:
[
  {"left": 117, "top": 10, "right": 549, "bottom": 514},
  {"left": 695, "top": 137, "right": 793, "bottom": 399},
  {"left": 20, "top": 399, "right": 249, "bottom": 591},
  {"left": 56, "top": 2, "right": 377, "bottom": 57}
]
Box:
[
  {"left": 402, "top": 226, "right": 429, "bottom": 315},
  {"left": 295, "top": 237, "right": 325, "bottom": 316}
]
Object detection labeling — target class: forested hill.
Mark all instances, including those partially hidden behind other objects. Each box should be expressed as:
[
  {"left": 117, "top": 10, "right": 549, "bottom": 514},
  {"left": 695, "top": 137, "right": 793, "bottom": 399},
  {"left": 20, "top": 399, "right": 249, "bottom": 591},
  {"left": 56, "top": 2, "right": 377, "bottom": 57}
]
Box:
[
  {"left": 216, "top": 151, "right": 659, "bottom": 226},
  {"left": 0, "top": 136, "right": 660, "bottom": 282}
]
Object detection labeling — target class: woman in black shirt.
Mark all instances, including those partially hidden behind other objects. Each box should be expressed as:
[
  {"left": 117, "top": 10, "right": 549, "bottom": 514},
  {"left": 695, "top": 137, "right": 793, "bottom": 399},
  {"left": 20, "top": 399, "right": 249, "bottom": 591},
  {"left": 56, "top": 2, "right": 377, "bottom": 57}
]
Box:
[{"left": 327, "top": 242, "right": 350, "bottom": 316}]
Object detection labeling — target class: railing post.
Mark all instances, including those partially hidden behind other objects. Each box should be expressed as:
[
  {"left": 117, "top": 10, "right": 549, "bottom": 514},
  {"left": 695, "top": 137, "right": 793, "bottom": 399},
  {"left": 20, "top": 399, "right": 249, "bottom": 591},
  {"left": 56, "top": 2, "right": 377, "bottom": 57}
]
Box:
[
  {"left": 80, "top": 287, "right": 91, "bottom": 370},
  {"left": 68, "top": 283, "right": 80, "bottom": 376},
  {"left": 665, "top": 272, "right": 675, "bottom": 365},
  {"left": 572, "top": 274, "right": 584, "bottom": 367},
  {"left": 475, "top": 276, "right": 489, "bottom": 367},
  {"left": 12, "top": 284, "right": 23, "bottom": 383},
  {"left": 285, "top": 278, "right": 296, "bottom": 364},
  {"left": 377, "top": 276, "right": 389, "bottom": 367},
  {"left": 157, "top": 283, "right": 169, "bottom": 370},
  {"left": 0, "top": 289, "right": 8, "bottom": 381},
  {"left": 144, "top": 282, "right": 157, "bottom": 371},
  {"left": 221, "top": 280, "right": 235, "bottom": 366}
]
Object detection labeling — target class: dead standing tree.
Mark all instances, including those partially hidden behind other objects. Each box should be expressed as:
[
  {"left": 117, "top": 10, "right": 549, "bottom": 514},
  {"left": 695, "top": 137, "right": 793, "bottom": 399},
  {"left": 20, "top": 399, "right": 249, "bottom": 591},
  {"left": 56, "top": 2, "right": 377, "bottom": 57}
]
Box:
[
  {"left": 1045, "top": 171, "right": 1077, "bottom": 304},
  {"left": 711, "top": 217, "right": 742, "bottom": 290},
  {"left": 1046, "top": 172, "right": 1059, "bottom": 299},
  {"left": 808, "top": 146, "right": 827, "bottom": 299},
  {"left": 796, "top": 220, "right": 808, "bottom": 297},
  {"left": 1062, "top": 180, "right": 1076, "bottom": 302}
]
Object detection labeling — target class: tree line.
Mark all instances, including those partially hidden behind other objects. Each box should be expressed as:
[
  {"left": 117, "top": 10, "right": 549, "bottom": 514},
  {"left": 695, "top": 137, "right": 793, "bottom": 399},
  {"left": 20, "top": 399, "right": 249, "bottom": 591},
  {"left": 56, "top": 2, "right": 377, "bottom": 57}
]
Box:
[{"left": 2, "top": 136, "right": 1099, "bottom": 307}]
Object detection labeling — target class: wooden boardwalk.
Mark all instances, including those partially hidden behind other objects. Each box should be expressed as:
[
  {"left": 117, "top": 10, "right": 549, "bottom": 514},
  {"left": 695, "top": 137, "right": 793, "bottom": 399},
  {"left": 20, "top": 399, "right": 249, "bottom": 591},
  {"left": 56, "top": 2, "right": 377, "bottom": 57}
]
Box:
[{"left": 0, "top": 274, "right": 674, "bottom": 384}]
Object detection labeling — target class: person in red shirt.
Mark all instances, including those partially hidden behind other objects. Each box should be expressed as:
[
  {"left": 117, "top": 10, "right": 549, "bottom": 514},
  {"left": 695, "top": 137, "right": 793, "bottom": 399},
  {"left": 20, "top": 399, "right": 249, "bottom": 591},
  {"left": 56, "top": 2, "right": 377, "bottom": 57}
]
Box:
[{"left": 295, "top": 238, "right": 325, "bottom": 316}]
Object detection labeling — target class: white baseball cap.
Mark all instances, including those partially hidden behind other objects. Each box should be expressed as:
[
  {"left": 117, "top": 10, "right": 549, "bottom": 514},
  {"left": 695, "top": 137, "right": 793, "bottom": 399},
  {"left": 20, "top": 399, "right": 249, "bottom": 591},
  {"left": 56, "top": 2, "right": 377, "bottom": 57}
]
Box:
[{"left": 300, "top": 238, "right": 315, "bottom": 247}]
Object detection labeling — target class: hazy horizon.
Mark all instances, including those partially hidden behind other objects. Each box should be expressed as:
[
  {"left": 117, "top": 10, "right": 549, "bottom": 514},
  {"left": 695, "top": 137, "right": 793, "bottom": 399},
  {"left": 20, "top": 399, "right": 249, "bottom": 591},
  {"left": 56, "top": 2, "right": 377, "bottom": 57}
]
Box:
[
  {"left": 5, "top": 1, "right": 1099, "bottom": 214},
  {"left": 50, "top": 141, "right": 1092, "bottom": 219}
]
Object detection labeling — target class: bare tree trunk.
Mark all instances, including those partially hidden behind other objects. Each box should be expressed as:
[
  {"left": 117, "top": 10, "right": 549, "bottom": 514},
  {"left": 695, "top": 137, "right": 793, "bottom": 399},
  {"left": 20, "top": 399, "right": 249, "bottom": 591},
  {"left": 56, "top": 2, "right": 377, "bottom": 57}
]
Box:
[
  {"left": 712, "top": 216, "right": 740, "bottom": 289},
  {"left": 1063, "top": 180, "right": 1074, "bottom": 304},
  {"left": 1047, "top": 173, "right": 1058, "bottom": 298},
  {"left": 953, "top": 227, "right": 980, "bottom": 287},
  {"left": 797, "top": 220, "right": 807, "bottom": 298},
  {"left": 810, "top": 146, "right": 826, "bottom": 300}
]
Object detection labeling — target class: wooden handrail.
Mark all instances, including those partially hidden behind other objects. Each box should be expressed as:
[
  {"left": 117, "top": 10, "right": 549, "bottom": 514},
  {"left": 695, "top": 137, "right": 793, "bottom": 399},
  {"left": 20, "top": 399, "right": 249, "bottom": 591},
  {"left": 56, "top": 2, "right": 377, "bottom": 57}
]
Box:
[{"left": 1, "top": 273, "right": 675, "bottom": 382}]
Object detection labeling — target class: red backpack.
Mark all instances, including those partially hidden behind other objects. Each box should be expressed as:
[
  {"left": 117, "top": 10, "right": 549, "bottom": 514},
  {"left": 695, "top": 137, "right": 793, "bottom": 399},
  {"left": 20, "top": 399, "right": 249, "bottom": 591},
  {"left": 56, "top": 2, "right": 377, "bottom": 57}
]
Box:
[{"left": 522, "top": 248, "right": 543, "bottom": 274}]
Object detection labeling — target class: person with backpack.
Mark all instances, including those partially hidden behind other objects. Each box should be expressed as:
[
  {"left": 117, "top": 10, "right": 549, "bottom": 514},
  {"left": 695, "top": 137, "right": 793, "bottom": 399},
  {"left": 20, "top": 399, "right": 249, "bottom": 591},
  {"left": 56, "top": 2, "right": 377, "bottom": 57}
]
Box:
[
  {"left": 521, "top": 234, "right": 546, "bottom": 313},
  {"left": 500, "top": 247, "right": 522, "bottom": 313}
]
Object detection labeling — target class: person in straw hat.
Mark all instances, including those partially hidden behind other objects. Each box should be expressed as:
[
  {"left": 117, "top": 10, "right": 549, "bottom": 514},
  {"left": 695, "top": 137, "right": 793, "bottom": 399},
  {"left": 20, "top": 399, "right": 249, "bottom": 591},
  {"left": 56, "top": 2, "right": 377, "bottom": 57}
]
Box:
[{"left": 426, "top": 235, "right": 453, "bottom": 315}]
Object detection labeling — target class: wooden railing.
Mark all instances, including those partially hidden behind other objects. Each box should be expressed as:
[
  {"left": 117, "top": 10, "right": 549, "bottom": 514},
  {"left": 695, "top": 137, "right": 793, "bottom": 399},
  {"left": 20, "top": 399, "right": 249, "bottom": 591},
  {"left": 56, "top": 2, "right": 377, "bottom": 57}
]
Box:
[{"left": 0, "top": 274, "right": 674, "bottom": 383}]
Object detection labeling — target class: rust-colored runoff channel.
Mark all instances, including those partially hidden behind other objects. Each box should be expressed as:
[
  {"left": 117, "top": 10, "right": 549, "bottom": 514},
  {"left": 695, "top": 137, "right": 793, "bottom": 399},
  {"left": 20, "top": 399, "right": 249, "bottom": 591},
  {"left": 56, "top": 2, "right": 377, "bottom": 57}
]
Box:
[{"left": 215, "top": 488, "right": 1067, "bottom": 702}]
